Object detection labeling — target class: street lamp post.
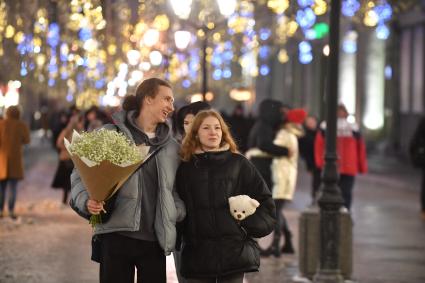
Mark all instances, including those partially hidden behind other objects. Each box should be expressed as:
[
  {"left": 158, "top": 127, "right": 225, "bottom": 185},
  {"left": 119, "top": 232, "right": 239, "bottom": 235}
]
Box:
[
  {"left": 313, "top": 0, "right": 345, "bottom": 282},
  {"left": 201, "top": 27, "right": 208, "bottom": 98},
  {"left": 170, "top": 0, "right": 236, "bottom": 101}
]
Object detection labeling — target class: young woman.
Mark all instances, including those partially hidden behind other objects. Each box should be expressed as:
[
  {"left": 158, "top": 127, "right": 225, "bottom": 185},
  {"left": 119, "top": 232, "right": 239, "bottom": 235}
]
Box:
[
  {"left": 173, "top": 101, "right": 211, "bottom": 283},
  {"left": 176, "top": 110, "right": 276, "bottom": 283},
  {"left": 51, "top": 113, "right": 85, "bottom": 204}
]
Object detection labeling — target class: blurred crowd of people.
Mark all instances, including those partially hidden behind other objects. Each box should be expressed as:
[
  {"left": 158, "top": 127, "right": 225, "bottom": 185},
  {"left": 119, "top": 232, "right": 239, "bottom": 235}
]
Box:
[{"left": 1, "top": 77, "right": 424, "bottom": 283}]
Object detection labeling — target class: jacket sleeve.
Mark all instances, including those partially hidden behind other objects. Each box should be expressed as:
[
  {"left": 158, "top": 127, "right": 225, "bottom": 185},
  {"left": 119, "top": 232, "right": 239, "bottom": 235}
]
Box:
[
  {"left": 173, "top": 182, "right": 186, "bottom": 222},
  {"left": 69, "top": 169, "right": 91, "bottom": 220},
  {"left": 257, "top": 126, "right": 289, "bottom": 157},
  {"left": 239, "top": 157, "right": 276, "bottom": 238},
  {"left": 174, "top": 164, "right": 187, "bottom": 251},
  {"left": 314, "top": 130, "right": 325, "bottom": 169},
  {"left": 357, "top": 136, "right": 368, "bottom": 174}
]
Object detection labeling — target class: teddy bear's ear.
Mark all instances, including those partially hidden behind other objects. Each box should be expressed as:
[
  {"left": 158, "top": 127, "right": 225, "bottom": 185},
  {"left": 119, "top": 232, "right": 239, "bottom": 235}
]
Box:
[
  {"left": 250, "top": 198, "right": 260, "bottom": 208},
  {"left": 228, "top": 196, "right": 236, "bottom": 204}
]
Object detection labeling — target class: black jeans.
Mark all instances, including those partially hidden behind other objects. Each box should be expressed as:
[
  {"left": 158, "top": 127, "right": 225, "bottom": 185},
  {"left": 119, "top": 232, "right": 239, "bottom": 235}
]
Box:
[
  {"left": 274, "top": 199, "right": 291, "bottom": 239},
  {"left": 99, "top": 233, "right": 166, "bottom": 283},
  {"left": 311, "top": 168, "right": 322, "bottom": 203},
  {"left": 0, "top": 179, "right": 18, "bottom": 214},
  {"left": 339, "top": 174, "right": 355, "bottom": 211}
]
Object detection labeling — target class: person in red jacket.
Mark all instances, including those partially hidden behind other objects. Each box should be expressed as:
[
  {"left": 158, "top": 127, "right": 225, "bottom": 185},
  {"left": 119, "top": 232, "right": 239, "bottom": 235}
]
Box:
[{"left": 314, "top": 104, "right": 368, "bottom": 211}]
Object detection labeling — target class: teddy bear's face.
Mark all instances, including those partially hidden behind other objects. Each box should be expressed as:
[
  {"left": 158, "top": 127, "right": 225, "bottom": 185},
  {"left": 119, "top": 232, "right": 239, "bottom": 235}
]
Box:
[{"left": 228, "top": 195, "right": 260, "bottom": 221}]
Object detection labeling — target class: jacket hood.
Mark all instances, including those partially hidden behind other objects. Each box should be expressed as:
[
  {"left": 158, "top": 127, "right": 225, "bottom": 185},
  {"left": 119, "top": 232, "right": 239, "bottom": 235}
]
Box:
[
  {"left": 258, "top": 99, "right": 283, "bottom": 126},
  {"left": 112, "top": 110, "right": 172, "bottom": 147}
]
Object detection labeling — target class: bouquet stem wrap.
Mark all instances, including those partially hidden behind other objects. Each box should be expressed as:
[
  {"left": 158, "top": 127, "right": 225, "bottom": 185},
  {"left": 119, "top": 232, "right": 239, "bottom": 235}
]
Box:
[{"left": 65, "top": 129, "right": 149, "bottom": 227}]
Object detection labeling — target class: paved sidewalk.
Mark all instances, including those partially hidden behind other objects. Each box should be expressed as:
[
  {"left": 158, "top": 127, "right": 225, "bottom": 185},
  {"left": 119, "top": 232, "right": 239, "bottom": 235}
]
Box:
[{"left": 0, "top": 131, "right": 424, "bottom": 283}]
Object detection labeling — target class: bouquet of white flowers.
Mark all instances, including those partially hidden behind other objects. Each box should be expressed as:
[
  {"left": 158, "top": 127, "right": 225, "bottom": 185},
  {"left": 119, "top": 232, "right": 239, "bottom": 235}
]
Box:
[{"left": 65, "top": 128, "right": 150, "bottom": 226}]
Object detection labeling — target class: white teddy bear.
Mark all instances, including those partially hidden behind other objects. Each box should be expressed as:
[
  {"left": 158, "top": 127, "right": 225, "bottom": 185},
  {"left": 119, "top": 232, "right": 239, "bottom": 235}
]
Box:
[{"left": 228, "top": 195, "right": 260, "bottom": 221}]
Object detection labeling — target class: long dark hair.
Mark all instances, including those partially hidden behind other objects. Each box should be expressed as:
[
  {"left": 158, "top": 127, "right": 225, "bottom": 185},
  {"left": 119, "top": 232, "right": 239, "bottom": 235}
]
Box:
[{"left": 122, "top": 78, "right": 172, "bottom": 115}]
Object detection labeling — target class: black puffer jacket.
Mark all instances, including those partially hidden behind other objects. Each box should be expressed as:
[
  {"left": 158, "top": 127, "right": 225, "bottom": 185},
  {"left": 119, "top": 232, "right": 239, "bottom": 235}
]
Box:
[
  {"left": 176, "top": 149, "right": 276, "bottom": 279},
  {"left": 247, "top": 99, "right": 289, "bottom": 188},
  {"left": 247, "top": 99, "right": 289, "bottom": 156}
]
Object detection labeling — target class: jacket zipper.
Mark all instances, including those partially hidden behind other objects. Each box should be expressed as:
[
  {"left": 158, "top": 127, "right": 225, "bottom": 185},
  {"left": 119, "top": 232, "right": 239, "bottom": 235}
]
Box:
[{"left": 208, "top": 162, "right": 222, "bottom": 274}]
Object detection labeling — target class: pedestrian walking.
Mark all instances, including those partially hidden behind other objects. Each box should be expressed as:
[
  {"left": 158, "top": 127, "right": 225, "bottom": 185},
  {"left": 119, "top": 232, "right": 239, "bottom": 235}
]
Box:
[
  {"left": 409, "top": 115, "right": 425, "bottom": 219},
  {"left": 227, "top": 104, "right": 253, "bottom": 153},
  {"left": 269, "top": 108, "right": 307, "bottom": 257},
  {"left": 315, "top": 104, "right": 368, "bottom": 211},
  {"left": 176, "top": 110, "right": 276, "bottom": 283},
  {"left": 51, "top": 113, "right": 85, "bottom": 204},
  {"left": 0, "top": 106, "right": 30, "bottom": 219},
  {"left": 173, "top": 101, "right": 211, "bottom": 283},
  {"left": 70, "top": 78, "right": 186, "bottom": 283},
  {"left": 245, "top": 99, "right": 292, "bottom": 257},
  {"left": 299, "top": 115, "right": 321, "bottom": 204}
]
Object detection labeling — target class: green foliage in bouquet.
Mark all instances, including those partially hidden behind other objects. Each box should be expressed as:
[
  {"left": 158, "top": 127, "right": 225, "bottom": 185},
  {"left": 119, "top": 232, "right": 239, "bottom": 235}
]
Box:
[
  {"left": 90, "top": 214, "right": 102, "bottom": 228},
  {"left": 70, "top": 128, "right": 142, "bottom": 166}
]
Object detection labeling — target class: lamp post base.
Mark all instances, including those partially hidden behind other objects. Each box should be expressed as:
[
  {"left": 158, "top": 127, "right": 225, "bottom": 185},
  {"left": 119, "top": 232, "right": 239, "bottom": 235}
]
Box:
[{"left": 313, "top": 269, "right": 344, "bottom": 283}]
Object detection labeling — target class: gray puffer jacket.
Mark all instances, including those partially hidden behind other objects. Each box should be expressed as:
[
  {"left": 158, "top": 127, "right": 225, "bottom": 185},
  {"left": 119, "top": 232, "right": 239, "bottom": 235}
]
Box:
[{"left": 69, "top": 111, "right": 186, "bottom": 255}]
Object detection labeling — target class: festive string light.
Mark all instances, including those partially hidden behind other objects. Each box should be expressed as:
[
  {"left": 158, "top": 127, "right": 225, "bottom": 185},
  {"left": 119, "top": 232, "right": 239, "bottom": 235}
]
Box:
[
  {"left": 296, "top": 8, "right": 316, "bottom": 30},
  {"left": 342, "top": 0, "right": 360, "bottom": 17},
  {"left": 267, "top": 0, "right": 289, "bottom": 14},
  {"left": 0, "top": 0, "right": 397, "bottom": 108}
]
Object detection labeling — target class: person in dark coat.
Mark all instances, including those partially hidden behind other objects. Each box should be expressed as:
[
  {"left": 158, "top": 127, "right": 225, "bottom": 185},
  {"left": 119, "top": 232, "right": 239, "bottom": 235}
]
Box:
[
  {"left": 176, "top": 110, "right": 276, "bottom": 282},
  {"left": 246, "top": 99, "right": 291, "bottom": 188},
  {"left": 409, "top": 116, "right": 425, "bottom": 219},
  {"left": 245, "top": 99, "right": 292, "bottom": 257},
  {"left": 299, "top": 115, "right": 321, "bottom": 204},
  {"left": 226, "top": 104, "right": 253, "bottom": 154}
]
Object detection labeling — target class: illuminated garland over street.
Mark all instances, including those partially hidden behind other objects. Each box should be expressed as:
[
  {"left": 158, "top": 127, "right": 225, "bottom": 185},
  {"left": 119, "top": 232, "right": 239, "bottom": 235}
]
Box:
[{"left": 0, "top": 0, "right": 405, "bottom": 108}]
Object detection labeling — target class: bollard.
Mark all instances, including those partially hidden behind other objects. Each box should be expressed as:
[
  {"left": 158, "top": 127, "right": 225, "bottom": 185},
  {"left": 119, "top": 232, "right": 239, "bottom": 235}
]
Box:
[{"left": 298, "top": 206, "right": 352, "bottom": 280}]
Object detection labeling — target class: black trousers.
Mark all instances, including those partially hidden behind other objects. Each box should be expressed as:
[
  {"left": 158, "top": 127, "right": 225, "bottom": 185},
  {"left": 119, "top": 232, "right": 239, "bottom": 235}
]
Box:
[
  {"left": 339, "top": 174, "right": 355, "bottom": 211},
  {"left": 99, "top": 233, "right": 166, "bottom": 283},
  {"left": 311, "top": 168, "right": 322, "bottom": 203}
]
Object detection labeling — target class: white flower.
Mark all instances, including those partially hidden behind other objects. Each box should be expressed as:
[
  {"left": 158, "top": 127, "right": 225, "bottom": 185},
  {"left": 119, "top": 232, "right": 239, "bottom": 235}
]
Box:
[{"left": 69, "top": 128, "right": 143, "bottom": 166}]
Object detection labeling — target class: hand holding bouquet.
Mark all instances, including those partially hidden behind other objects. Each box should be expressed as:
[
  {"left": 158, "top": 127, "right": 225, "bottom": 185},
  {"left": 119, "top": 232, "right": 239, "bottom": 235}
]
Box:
[{"left": 65, "top": 128, "right": 150, "bottom": 226}]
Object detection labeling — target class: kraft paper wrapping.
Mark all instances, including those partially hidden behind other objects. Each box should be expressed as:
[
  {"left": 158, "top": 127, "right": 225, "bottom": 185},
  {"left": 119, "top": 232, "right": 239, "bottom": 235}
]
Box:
[
  {"left": 70, "top": 156, "right": 144, "bottom": 201},
  {"left": 64, "top": 132, "right": 150, "bottom": 202}
]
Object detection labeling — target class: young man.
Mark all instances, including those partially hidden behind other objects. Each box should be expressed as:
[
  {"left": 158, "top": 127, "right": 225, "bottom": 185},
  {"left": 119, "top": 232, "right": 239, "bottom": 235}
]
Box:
[{"left": 70, "top": 78, "right": 185, "bottom": 283}]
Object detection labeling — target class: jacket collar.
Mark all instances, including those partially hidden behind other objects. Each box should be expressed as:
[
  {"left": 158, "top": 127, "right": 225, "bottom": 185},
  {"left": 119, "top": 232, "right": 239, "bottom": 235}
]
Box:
[
  {"left": 194, "top": 143, "right": 230, "bottom": 154},
  {"left": 192, "top": 144, "right": 232, "bottom": 167}
]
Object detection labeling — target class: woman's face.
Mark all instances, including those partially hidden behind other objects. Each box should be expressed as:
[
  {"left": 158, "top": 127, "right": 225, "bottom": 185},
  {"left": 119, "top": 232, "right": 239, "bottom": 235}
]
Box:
[
  {"left": 197, "top": 116, "right": 222, "bottom": 151},
  {"left": 183, "top": 113, "right": 195, "bottom": 135}
]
